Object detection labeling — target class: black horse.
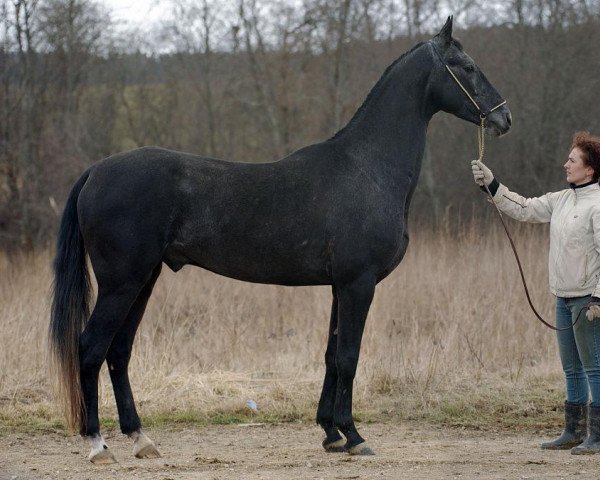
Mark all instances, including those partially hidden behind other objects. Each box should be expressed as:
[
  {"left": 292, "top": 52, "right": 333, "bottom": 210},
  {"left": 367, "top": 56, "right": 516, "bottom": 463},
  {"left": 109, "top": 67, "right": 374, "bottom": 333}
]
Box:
[{"left": 49, "top": 17, "right": 511, "bottom": 463}]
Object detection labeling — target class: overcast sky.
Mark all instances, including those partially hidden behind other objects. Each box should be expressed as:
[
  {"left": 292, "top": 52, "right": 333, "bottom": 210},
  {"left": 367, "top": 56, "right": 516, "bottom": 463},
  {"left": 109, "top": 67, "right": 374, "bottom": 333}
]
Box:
[{"left": 101, "top": 0, "right": 169, "bottom": 28}]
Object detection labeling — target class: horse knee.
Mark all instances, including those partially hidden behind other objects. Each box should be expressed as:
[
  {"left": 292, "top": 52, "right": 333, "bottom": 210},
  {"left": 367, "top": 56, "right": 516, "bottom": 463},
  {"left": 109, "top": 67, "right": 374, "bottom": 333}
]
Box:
[
  {"left": 325, "top": 349, "right": 337, "bottom": 367},
  {"left": 336, "top": 354, "right": 358, "bottom": 380}
]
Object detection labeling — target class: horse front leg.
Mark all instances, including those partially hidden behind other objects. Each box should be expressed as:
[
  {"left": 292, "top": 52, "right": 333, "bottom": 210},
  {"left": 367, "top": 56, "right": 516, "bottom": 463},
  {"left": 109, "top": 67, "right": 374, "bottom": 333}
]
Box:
[
  {"left": 316, "top": 288, "right": 345, "bottom": 452},
  {"left": 333, "top": 273, "right": 376, "bottom": 455}
]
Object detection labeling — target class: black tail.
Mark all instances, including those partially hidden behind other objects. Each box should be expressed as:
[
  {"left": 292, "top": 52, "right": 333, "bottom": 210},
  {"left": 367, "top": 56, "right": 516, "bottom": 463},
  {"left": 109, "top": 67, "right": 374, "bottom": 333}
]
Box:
[{"left": 49, "top": 169, "right": 91, "bottom": 432}]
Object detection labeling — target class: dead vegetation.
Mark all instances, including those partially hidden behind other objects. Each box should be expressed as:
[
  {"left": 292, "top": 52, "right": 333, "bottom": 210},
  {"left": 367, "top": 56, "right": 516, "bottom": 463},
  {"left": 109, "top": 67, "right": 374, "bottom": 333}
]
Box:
[{"left": 0, "top": 220, "right": 569, "bottom": 433}]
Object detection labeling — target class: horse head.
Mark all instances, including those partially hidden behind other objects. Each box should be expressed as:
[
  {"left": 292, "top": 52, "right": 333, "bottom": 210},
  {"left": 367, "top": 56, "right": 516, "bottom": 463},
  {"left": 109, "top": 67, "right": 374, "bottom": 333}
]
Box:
[{"left": 429, "top": 16, "right": 512, "bottom": 137}]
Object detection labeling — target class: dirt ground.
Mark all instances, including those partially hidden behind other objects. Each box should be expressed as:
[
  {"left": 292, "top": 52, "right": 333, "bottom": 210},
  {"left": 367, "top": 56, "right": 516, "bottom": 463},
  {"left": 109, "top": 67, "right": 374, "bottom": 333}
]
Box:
[{"left": 1, "top": 423, "right": 599, "bottom": 480}]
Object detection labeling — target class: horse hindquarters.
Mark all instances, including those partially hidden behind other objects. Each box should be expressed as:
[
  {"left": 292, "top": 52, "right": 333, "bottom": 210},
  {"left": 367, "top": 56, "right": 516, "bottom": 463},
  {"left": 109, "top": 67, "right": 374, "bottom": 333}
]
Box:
[{"left": 75, "top": 169, "right": 168, "bottom": 461}]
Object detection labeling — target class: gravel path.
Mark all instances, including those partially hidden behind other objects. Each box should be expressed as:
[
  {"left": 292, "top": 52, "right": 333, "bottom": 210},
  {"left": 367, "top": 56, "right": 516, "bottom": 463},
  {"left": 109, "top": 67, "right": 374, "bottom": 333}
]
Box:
[{"left": 1, "top": 423, "right": 598, "bottom": 479}]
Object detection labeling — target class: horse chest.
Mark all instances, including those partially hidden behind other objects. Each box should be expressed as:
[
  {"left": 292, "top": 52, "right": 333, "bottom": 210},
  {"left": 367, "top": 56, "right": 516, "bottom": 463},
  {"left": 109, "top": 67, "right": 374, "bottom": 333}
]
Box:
[
  {"left": 364, "top": 214, "right": 409, "bottom": 279},
  {"left": 384, "top": 231, "right": 410, "bottom": 276}
]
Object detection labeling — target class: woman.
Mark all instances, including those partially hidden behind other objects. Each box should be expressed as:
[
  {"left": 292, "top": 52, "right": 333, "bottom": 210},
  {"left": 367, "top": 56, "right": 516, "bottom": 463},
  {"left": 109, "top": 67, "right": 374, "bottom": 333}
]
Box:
[{"left": 472, "top": 131, "right": 600, "bottom": 455}]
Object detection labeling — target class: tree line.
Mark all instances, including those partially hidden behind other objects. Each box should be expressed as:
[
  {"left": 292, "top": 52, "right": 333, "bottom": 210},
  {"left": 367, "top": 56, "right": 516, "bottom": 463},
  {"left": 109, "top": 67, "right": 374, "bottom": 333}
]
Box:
[{"left": 1, "top": 0, "right": 600, "bottom": 249}]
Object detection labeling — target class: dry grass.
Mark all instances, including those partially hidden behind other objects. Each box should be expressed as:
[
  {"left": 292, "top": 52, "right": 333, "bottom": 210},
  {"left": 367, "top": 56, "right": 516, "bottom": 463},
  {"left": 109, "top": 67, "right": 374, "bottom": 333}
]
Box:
[{"left": 0, "top": 219, "right": 568, "bottom": 433}]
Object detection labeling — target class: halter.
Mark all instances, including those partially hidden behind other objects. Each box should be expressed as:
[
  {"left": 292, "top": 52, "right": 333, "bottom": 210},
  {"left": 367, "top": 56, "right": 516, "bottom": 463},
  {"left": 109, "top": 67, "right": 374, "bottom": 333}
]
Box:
[
  {"left": 430, "top": 42, "right": 507, "bottom": 162},
  {"left": 443, "top": 65, "right": 507, "bottom": 162}
]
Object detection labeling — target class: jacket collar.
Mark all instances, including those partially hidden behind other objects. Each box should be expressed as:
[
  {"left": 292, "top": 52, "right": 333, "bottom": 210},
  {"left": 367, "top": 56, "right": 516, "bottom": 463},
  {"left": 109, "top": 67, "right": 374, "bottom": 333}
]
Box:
[
  {"left": 570, "top": 180, "right": 598, "bottom": 190},
  {"left": 569, "top": 180, "right": 599, "bottom": 202}
]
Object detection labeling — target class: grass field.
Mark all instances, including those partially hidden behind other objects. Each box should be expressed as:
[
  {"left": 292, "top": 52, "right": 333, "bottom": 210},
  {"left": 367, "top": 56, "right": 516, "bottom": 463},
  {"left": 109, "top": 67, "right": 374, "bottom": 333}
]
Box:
[{"left": 0, "top": 219, "right": 568, "bottom": 434}]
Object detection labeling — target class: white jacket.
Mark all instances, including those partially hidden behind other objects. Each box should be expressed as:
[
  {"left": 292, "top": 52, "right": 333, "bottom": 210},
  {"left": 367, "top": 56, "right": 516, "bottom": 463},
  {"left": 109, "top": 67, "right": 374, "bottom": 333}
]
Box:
[{"left": 492, "top": 181, "right": 600, "bottom": 298}]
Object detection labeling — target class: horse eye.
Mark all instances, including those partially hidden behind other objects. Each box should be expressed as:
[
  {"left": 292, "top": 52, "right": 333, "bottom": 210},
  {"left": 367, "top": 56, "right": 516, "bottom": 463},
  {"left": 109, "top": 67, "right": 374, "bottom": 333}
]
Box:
[{"left": 464, "top": 64, "right": 475, "bottom": 73}]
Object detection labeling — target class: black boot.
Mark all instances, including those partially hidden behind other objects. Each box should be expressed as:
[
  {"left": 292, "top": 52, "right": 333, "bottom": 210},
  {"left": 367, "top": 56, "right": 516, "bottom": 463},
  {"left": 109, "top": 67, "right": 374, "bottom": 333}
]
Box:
[
  {"left": 572, "top": 405, "right": 600, "bottom": 454},
  {"left": 541, "top": 402, "right": 587, "bottom": 450}
]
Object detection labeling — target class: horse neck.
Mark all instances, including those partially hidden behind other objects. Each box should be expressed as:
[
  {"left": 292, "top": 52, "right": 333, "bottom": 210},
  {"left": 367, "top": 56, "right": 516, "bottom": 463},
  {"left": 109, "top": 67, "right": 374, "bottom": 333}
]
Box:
[{"left": 332, "top": 44, "right": 436, "bottom": 183}]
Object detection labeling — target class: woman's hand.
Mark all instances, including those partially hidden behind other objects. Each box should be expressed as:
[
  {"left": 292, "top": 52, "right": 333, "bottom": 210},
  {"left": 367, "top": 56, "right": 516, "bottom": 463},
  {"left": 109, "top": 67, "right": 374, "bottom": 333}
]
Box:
[
  {"left": 586, "top": 297, "right": 600, "bottom": 321},
  {"left": 585, "top": 296, "right": 600, "bottom": 322},
  {"left": 586, "top": 305, "right": 600, "bottom": 321},
  {"left": 471, "top": 160, "right": 494, "bottom": 187}
]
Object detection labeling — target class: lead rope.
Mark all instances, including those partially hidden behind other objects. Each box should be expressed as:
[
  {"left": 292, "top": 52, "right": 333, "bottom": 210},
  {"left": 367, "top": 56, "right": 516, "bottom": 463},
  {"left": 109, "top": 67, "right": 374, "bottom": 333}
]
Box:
[{"left": 477, "top": 119, "right": 586, "bottom": 331}]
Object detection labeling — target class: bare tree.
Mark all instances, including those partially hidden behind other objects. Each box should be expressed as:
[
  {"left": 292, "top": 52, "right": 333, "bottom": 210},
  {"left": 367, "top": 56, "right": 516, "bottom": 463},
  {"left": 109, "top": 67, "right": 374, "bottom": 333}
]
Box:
[
  {"left": 1, "top": 0, "right": 600, "bottom": 247},
  {"left": 39, "top": 0, "right": 108, "bottom": 151},
  {"left": 12, "top": 0, "right": 45, "bottom": 247}
]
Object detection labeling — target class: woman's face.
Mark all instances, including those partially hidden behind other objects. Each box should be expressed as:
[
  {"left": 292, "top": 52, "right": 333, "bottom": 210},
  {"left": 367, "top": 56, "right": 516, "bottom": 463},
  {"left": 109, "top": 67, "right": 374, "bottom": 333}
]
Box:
[{"left": 564, "top": 147, "right": 594, "bottom": 185}]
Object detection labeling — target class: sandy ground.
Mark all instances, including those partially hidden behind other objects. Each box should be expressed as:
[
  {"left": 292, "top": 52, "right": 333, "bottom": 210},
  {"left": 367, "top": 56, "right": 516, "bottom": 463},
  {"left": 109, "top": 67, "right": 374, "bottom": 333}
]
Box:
[{"left": 1, "top": 423, "right": 599, "bottom": 480}]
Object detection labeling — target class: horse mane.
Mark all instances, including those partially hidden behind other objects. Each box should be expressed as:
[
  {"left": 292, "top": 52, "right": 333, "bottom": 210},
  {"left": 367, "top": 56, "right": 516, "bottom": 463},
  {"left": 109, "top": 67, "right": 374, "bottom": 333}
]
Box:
[{"left": 329, "top": 41, "right": 426, "bottom": 141}]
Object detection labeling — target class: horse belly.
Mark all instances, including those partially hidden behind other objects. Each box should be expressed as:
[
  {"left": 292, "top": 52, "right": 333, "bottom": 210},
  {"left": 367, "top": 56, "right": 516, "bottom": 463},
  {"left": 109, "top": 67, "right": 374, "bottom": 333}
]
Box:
[{"left": 163, "top": 238, "right": 333, "bottom": 286}]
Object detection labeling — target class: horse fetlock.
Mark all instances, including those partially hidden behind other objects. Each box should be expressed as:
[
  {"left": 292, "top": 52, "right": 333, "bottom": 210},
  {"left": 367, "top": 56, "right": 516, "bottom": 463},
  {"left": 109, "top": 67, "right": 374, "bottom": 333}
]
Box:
[
  {"left": 321, "top": 426, "right": 345, "bottom": 452},
  {"left": 87, "top": 434, "right": 117, "bottom": 464},
  {"left": 323, "top": 437, "right": 346, "bottom": 452},
  {"left": 338, "top": 428, "right": 368, "bottom": 452},
  {"left": 130, "top": 430, "right": 161, "bottom": 459}
]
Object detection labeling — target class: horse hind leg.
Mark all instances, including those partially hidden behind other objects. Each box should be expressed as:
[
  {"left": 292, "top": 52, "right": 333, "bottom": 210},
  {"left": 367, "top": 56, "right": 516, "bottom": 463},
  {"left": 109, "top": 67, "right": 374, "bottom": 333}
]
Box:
[
  {"left": 79, "top": 274, "right": 153, "bottom": 464},
  {"left": 106, "top": 264, "right": 162, "bottom": 459},
  {"left": 316, "top": 288, "right": 345, "bottom": 452}
]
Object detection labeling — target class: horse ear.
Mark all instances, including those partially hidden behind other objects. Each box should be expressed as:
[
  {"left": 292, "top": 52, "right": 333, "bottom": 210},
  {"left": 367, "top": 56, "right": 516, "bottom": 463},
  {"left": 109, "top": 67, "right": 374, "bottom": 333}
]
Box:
[{"left": 434, "top": 16, "right": 453, "bottom": 46}]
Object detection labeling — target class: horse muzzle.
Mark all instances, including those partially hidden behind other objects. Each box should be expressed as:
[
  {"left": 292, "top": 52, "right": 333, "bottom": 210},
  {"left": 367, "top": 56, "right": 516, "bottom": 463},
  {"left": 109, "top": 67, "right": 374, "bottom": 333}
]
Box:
[{"left": 485, "top": 105, "right": 512, "bottom": 137}]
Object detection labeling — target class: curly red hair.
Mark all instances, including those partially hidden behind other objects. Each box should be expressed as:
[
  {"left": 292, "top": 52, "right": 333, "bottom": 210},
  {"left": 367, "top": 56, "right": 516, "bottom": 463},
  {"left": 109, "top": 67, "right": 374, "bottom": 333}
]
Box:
[{"left": 571, "top": 131, "right": 600, "bottom": 181}]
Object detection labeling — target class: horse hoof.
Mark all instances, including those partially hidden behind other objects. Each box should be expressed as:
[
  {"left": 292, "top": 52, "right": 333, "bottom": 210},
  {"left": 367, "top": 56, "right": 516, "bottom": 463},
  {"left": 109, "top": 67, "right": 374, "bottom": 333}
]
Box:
[
  {"left": 89, "top": 448, "right": 117, "bottom": 464},
  {"left": 132, "top": 431, "right": 162, "bottom": 459},
  {"left": 88, "top": 434, "right": 117, "bottom": 464},
  {"left": 323, "top": 438, "right": 346, "bottom": 453},
  {"left": 347, "top": 442, "right": 375, "bottom": 456},
  {"left": 135, "top": 443, "right": 162, "bottom": 459}
]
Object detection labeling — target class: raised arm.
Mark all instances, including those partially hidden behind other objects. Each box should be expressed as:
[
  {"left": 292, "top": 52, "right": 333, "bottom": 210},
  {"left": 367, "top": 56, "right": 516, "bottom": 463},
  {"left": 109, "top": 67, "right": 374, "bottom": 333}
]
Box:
[{"left": 471, "top": 160, "right": 555, "bottom": 224}]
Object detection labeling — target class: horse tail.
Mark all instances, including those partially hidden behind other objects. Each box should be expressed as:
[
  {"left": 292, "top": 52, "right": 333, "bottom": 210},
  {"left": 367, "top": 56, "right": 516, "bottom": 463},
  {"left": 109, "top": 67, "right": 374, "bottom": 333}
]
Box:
[{"left": 49, "top": 169, "right": 92, "bottom": 432}]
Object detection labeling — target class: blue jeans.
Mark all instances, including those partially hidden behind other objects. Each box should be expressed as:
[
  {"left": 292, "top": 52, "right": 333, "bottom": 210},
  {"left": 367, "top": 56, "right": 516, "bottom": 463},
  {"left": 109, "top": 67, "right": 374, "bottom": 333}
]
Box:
[{"left": 556, "top": 295, "right": 600, "bottom": 406}]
